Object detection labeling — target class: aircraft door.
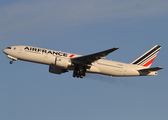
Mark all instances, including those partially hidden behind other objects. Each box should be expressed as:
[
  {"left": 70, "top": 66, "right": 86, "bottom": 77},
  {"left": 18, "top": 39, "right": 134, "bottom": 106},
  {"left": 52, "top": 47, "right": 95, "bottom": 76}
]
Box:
[{"left": 18, "top": 47, "right": 23, "bottom": 54}]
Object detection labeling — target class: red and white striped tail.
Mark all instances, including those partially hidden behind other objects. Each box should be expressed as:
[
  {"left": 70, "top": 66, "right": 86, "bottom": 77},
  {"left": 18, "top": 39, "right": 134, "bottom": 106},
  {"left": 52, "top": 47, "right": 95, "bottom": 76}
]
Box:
[{"left": 131, "top": 45, "right": 161, "bottom": 68}]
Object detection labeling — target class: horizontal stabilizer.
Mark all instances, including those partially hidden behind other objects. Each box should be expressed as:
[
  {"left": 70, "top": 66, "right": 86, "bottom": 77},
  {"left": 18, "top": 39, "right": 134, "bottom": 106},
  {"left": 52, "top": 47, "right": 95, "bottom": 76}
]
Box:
[{"left": 139, "top": 67, "right": 163, "bottom": 72}]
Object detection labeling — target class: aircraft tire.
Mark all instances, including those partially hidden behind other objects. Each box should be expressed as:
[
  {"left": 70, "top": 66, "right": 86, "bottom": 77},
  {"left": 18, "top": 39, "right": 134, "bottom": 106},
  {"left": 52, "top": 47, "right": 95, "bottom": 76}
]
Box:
[{"left": 9, "top": 61, "right": 13, "bottom": 64}]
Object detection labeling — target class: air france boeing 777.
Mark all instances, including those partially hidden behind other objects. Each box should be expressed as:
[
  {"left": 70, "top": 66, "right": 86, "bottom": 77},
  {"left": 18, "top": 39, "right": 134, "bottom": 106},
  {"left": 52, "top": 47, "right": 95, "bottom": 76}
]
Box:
[{"left": 3, "top": 45, "right": 163, "bottom": 78}]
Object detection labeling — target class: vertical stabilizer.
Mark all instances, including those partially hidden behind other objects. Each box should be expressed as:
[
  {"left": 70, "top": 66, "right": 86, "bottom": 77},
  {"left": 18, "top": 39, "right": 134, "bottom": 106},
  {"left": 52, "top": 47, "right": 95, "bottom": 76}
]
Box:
[{"left": 131, "top": 45, "right": 161, "bottom": 68}]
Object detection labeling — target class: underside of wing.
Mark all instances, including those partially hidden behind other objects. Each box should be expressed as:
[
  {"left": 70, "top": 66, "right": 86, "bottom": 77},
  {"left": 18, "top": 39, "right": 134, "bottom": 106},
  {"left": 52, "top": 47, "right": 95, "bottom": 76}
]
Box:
[{"left": 71, "top": 47, "right": 119, "bottom": 65}]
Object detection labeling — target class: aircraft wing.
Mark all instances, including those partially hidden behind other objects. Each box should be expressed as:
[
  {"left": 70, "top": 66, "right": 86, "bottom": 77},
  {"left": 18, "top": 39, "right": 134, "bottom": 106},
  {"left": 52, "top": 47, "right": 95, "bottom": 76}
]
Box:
[
  {"left": 138, "top": 67, "right": 164, "bottom": 72},
  {"left": 71, "top": 47, "right": 119, "bottom": 65}
]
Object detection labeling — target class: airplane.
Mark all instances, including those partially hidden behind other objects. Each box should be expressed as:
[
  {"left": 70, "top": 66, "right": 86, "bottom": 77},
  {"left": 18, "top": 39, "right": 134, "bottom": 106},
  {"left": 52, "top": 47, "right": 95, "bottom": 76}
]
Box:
[{"left": 3, "top": 45, "right": 163, "bottom": 78}]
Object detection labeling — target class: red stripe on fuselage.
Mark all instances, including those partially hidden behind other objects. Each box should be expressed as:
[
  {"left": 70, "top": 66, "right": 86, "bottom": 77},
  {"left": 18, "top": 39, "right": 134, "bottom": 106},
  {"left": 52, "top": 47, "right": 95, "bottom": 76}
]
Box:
[{"left": 143, "top": 57, "right": 155, "bottom": 67}]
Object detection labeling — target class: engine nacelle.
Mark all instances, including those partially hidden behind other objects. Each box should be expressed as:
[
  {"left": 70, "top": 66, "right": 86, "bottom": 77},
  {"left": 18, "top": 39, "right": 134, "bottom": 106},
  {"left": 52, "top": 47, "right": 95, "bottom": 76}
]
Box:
[
  {"left": 49, "top": 65, "right": 68, "bottom": 74},
  {"left": 55, "top": 57, "right": 72, "bottom": 69}
]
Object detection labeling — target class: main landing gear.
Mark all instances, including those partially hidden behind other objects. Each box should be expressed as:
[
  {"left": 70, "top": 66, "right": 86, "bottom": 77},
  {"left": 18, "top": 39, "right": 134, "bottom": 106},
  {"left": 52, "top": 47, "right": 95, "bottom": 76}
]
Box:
[{"left": 73, "top": 66, "right": 86, "bottom": 78}]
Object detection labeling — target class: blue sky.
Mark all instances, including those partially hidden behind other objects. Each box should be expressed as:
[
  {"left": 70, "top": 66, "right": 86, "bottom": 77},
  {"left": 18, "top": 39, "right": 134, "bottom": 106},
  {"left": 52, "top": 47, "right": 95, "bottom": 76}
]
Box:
[{"left": 0, "top": 0, "right": 168, "bottom": 120}]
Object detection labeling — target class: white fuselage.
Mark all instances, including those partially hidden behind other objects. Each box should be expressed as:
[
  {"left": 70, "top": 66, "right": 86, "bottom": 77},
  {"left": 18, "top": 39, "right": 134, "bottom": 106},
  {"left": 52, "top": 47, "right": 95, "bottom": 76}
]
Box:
[{"left": 3, "top": 46, "right": 157, "bottom": 76}]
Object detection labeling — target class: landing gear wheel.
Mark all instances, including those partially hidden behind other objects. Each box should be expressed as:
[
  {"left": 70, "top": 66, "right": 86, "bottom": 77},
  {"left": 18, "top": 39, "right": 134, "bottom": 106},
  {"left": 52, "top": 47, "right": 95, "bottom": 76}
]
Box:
[
  {"left": 80, "top": 75, "right": 84, "bottom": 78},
  {"left": 73, "top": 66, "right": 86, "bottom": 78},
  {"left": 9, "top": 61, "right": 13, "bottom": 64}
]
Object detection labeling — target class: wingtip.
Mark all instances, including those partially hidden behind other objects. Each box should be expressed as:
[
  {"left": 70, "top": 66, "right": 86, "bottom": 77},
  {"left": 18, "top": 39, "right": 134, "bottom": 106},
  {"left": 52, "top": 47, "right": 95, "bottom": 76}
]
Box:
[
  {"left": 114, "top": 47, "right": 119, "bottom": 49},
  {"left": 158, "top": 67, "right": 164, "bottom": 69}
]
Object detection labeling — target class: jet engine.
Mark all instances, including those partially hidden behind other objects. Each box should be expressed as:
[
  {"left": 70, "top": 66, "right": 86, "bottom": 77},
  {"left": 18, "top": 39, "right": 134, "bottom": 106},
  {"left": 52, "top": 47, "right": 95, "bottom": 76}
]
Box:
[
  {"left": 49, "top": 65, "right": 68, "bottom": 74},
  {"left": 55, "top": 57, "right": 72, "bottom": 69}
]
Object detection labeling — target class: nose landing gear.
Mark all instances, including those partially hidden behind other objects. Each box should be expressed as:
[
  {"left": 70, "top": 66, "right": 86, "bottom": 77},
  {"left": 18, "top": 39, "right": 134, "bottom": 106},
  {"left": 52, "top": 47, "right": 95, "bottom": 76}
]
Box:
[
  {"left": 9, "top": 60, "right": 15, "bottom": 64},
  {"left": 7, "top": 55, "right": 17, "bottom": 64}
]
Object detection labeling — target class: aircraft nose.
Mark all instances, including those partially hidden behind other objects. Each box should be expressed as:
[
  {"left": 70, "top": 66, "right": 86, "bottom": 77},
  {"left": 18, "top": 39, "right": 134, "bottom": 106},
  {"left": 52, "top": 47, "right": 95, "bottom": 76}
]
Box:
[{"left": 3, "top": 49, "right": 7, "bottom": 55}]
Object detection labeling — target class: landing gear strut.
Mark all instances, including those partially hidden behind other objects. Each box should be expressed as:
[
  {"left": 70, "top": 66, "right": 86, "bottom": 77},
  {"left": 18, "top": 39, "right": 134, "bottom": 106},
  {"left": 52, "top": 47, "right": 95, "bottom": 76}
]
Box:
[
  {"left": 73, "top": 66, "right": 86, "bottom": 78},
  {"left": 9, "top": 60, "right": 14, "bottom": 64}
]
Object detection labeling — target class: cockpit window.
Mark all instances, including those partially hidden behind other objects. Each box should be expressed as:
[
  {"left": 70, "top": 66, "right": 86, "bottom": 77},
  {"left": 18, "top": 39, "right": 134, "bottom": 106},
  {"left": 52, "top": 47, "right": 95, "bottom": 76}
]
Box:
[{"left": 6, "top": 47, "right": 11, "bottom": 49}]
